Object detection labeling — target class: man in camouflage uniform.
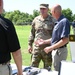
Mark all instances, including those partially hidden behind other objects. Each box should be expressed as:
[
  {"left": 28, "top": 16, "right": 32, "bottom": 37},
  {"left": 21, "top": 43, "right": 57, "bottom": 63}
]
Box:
[{"left": 28, "top": 3, "right": 55, "bottom": 70}]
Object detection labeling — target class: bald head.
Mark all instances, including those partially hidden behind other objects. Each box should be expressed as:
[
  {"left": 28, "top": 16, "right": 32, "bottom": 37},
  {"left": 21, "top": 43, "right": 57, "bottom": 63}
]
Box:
[
  {"left": 0, "top": 0, "right": 3, "bottom": 14},
  {"left": 51, "top": 4, "right": 62, "bottom": 19},
  {"left": 53, "top": 4, "right": 62, "bottom": 13}
]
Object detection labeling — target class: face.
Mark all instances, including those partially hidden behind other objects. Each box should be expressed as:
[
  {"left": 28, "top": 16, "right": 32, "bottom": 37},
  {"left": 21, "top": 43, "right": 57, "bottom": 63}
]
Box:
[
  {"left": 40, "top": 8, "right": 48, "bottom": 15},
  {"left": 0, "top": 0, "right": 3, "bottom": 14},
  {"left": 51, "top": 8, "right": 55, "bottom": 18}
]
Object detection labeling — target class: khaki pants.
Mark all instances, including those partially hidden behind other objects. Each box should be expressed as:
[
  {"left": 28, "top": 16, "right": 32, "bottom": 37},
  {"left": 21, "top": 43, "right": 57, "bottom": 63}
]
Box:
[
  {"left": 52, "top": 47, "right": 67, "bottom": 71},
  {"left": 0, "top": 64, "right": 12, "bottom": 75}
]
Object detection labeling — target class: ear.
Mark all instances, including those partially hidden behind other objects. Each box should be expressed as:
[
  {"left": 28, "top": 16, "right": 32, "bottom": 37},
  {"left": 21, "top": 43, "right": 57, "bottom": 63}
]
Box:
[
  {"left": 0, "top": 0, "right": 1, "bottom": 6},
  {"left": 0, "top": 0, "right": 3, "bottom": 6},
  {"left": 54, "top": 10, "right": 55, "bottom": 14},
  {"left": 0, "top": 0, "right": 3, "bottom": 14}
]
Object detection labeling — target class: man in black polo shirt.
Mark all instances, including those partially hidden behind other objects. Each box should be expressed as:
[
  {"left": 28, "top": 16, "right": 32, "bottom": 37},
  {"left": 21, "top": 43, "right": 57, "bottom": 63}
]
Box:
[{"left": 0, "top": 0, "right": 23, "bottom": 75}]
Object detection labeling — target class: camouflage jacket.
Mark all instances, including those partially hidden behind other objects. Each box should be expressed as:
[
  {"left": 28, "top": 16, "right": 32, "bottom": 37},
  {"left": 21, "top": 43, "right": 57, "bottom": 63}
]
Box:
[{"left": 28, "top": 15, "right": 55, "bottom": 46}]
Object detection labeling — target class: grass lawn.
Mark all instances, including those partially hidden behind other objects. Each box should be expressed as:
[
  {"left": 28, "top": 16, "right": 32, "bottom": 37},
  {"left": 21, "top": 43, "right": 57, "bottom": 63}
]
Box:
[
  {"left": 11, "top": 25, "right": 72, "bottom": 68},
  {"left": 11, "top": 25, "right": 31, "bottom": 66}
]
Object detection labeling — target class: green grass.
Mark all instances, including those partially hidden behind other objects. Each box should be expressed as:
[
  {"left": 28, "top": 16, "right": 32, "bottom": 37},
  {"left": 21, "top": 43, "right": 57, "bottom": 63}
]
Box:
[
  {"left": 11, "top": 25, "right": 31, "bottom": 66},
  {"left": 15, "top": 25, "right": 31, "bottom": 49},
  {"left": 11, "top": 25, "right": 72, "bottom": 67}
]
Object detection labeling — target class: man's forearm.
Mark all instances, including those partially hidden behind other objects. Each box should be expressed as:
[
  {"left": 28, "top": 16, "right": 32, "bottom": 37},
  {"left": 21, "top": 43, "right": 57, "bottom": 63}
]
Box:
[
  {"left": 52, "top": 37, "right": 69, "bottom": 50},
  {"left": 12, "top": 49, "right": 23, "bottom": 75},
  {"left": 44, "top": 38, "right": 51, "bottom": 44}
]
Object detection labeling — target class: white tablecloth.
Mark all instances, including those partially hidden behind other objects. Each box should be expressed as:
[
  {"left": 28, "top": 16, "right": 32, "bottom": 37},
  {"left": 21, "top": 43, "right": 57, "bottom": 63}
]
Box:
[{"left": 11, "top": 64, "right": 58, "bottom": 75}]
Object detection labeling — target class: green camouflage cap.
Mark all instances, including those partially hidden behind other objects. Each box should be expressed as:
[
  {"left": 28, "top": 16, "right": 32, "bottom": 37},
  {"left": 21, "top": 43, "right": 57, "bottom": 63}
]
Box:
[{"left": 40, "top": 4, "right": 49, "bottom": 8}]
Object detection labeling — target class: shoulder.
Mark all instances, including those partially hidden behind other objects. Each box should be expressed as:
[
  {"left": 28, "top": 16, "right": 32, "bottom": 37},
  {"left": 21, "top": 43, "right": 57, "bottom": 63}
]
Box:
[
  {"left": 0, "top": 16, "right": 14, "bottom": 30},
  {"left": 60, "top": 17, "right": 70, "bottom": 25},
  {"left": 48, "top": 15, "right": 53, "bottom": 20},
  {"left": 32, "top": 15, "right": 40, "bottom": 25},
  {"left": 61, "top": 18, "right": 70, "bottom": 29},
  {"left": 63, "top": 18, "right": 69, "bottom": 22},
  {"left": 34, "top": 15, "right": 41, "bottom": 21},
  {"left": 48, "top": 15, "right": 56, "bottom": 23},
  {"left": 1, "top": 16, "right": 14, "bottom": 26},
  {"left": 4, "top": 18, "right": 15, "bottom": 31},
  {"left": 48, "top": 15, "right": 53, "bottom": 18},
  {"left": 62, "top": 16, "right": 69, "bottom": 23},
  {"left": 5, "top": 18, "right": 13, "bottom": 26}
]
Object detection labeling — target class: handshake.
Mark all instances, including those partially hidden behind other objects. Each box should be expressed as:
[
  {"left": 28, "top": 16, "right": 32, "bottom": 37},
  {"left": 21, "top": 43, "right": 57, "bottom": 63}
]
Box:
[
  {"left": 28, "top": 38, "right": 53, "bottom": 54},
  {"left": 34, "top": 38, "right": 53, "bottom": 54}
]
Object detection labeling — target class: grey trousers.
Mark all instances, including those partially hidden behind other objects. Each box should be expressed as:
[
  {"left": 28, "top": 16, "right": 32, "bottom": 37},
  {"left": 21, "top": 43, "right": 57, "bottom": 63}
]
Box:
[
  {"left": 0, "top": 64, "right": 12, "bottom": 75},
  {"left": 52, "top": 47, "right": 68, "bottom": 71}
]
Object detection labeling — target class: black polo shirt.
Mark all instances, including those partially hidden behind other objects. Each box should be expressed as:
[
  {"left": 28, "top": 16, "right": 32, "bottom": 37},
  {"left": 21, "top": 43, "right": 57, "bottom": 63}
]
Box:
[{"left": 0, "top": 15, "right": 20, "bottom": 64}]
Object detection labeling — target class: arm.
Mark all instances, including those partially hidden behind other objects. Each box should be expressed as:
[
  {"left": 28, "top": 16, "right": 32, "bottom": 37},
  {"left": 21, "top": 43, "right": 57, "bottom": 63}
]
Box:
[
  {"left": 44, "top": 18, "right": 70, "bottom": 54},
  {"left": 52, "top": 37, "right": 69, "bottom": 50},
  {"left": 4, "top": 19, "right": 23, "bottom": 75},
  {"left": 12, "top": 49, "right": 23, "bottom": 75},
  {"left": 35, "top": 38, "right": 52, "bottom": 46},
  {"left": 44, "top": 38, "right": 52, "bottom": 44},
  {"left": 44, "top": 37, "right": 69, "bottom": 53},
  {"left": 50, "top": 18, "right": 70, "bottom": 49},
  {"left": 28, "top": 20, "right": 35, "bottom": 53}
]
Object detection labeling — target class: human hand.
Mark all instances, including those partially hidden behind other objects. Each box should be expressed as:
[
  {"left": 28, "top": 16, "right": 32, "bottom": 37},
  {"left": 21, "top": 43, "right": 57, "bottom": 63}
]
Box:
[
  {"left": 35, "top": 39, "right": 45, "bottom": 46},
  {"left": 28, "top": 46, "right": 33, "bottom": 54},
  {"left": 44, "top": 46, "right": 53, "bottom": 54}
]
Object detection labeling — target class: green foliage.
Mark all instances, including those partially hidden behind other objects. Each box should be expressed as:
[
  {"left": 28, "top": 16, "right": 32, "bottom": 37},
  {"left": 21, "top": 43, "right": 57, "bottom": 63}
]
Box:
[
  {"left": 2, "top": 9, "right": 40, "bottom": 25},
  {"left": 32, "top": 10, "right": 40, "bottom": 18},
  {"left": 2, "top": 8, "right": 75, "bottom": 25},
  {"left": 62, "top": 8, "right": 73, "bottom": 21},
  {"left": 11, "top": 25, "right": 31, "bottom": 66}
]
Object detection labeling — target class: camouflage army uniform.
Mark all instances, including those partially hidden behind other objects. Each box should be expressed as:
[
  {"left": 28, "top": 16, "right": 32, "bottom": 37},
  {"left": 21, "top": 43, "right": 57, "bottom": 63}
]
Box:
[{"left": 28, "top": 15, "right": 55, "bottom": 69}]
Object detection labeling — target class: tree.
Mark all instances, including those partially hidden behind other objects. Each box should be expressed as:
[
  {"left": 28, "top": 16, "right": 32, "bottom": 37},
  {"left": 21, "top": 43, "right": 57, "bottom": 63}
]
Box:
[
  {"left": 3, "top": 8, "right": 75, "bottom": 25},
  {"left": 4, "top": 12, "right": 14, "bottom": 21},
  {"left": 48, "top": 8, "right": 51, "bottom": 15},
  {"left": 2, "top": 9, "right": 6, "bottom": 16},
  {"left": 62, "top": 8, "right": 73, "bottom": 21},
  {"left": 33, "top": 10, "right": 40, "bottom": 19}
]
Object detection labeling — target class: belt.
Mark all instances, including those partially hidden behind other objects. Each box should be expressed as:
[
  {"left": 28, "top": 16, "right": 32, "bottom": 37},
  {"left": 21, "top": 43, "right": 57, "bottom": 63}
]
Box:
[
  {"left": 0, "top": 61, "right": 10, "bottom": 65},
  {"left": 54, "top": 45, "right": 66, "bottom": 50},
  {"left": 59, "top": 45, "right": 66, "bottom": 48}
]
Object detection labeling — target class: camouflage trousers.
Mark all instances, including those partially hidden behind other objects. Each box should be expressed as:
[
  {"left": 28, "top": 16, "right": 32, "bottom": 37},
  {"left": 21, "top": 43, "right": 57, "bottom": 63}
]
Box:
[{"left": 31, "top": 44, "right": 52, "bottom": 70}]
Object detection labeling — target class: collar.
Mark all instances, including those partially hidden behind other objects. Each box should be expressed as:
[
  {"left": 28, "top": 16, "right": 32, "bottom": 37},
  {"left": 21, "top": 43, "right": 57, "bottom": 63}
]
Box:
[
  {"left": 39, "top": 15, "right": 51, "bottom": 21},
  {"left": 58, "top": 15, "right": 65, "bottom": 22}
]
